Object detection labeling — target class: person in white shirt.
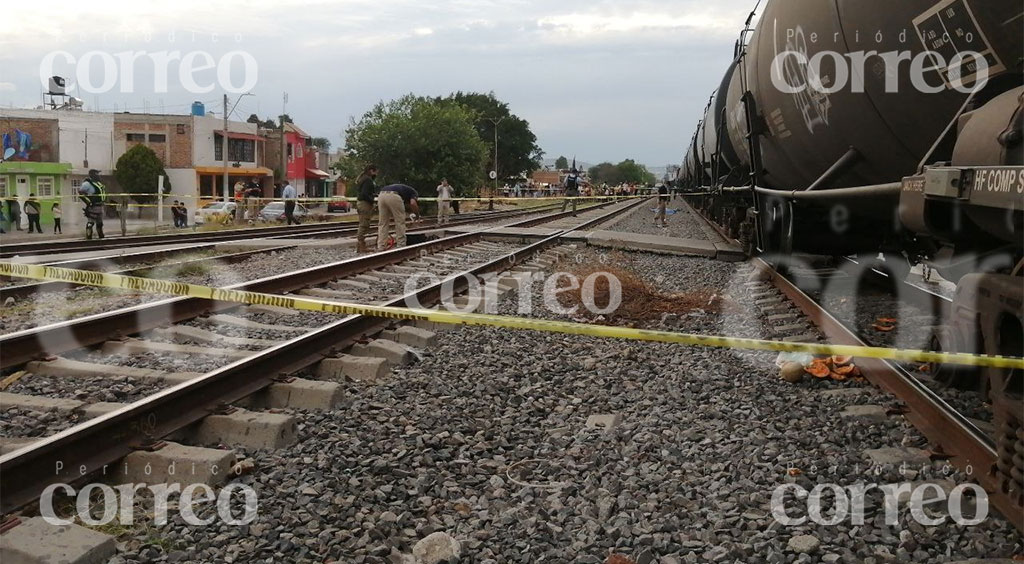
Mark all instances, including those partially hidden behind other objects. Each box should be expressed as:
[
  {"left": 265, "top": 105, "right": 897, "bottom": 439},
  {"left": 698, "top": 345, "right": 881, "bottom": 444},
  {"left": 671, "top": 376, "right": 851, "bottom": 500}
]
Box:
[
  {"left": 281, "top": 181, "right": 299, "bottom": 225},
  {"left": 436, "top": 178, "right": 453, "bottom": 225}
]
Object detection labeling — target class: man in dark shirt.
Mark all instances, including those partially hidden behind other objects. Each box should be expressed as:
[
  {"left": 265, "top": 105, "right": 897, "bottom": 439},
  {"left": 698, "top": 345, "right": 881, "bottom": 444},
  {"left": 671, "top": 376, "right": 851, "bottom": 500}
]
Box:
[
  {"left": 171, "top": 200, "right": 181, "bottom": 228},
  {"left": 376, "top": 183, "right": 419, "bottom": 250},
  {"left": 354, "top": 165, "right": 379, "bottom": 252},
  {"left": 561, "top": 169, "right": 580, "bottom": 216},
  {"left": 24, "top": 194, "right": 42, "bottom": 233}
]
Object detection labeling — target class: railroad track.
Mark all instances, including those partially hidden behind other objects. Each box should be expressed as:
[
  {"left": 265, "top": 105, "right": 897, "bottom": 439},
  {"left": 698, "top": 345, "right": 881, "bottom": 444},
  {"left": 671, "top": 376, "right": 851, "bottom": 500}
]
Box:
[
  {"left": 0, "top": 198, "right": 644, "bottom": 516},
  {"left": 0, "top": 204, "right": 569, "bottom": 301},
  {"left": 0, "top": 204, "right": 562, "bottom": 263},
  {"left": 683, "top": 198, "right": 1024, "bottom": 533},
  {"left": 0, "top": 201, "right": 582, "bottom": 261}
]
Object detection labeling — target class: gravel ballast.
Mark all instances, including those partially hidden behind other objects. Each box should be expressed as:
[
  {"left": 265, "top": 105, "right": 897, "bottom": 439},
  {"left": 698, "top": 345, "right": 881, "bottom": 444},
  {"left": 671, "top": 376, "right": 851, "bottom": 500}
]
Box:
[
  {"left": 606, "top": 199, "right": 709, "bottom": 241},
  {"left": 119, "top": 249, "right": 1020, "bottom": 563}
]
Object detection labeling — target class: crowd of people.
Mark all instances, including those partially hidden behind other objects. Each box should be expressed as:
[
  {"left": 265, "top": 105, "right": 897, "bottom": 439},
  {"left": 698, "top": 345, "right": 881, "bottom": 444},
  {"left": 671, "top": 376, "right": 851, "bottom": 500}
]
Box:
[{"left": 2, "top": 166, "right": 671, "bottom": 245}]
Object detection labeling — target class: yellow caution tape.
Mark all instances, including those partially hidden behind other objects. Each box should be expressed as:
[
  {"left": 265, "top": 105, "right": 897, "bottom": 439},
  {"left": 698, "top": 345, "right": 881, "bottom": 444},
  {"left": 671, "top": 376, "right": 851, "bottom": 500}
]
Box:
[
  {"left": 3, "top": 262, "right": 1019, "bottom": 370},
  {"left": 1, "top": 195, "right": 651, "bottom": 205}
]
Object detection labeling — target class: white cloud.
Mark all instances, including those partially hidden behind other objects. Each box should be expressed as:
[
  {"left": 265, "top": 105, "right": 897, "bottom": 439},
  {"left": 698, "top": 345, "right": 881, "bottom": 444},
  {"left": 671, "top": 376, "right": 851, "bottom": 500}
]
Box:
[
  {"left": 0, "top": 0, "right": 756, "bottom": 164},
  {"left": 537, "top": 10, "right": 737, "bottom": 36}
]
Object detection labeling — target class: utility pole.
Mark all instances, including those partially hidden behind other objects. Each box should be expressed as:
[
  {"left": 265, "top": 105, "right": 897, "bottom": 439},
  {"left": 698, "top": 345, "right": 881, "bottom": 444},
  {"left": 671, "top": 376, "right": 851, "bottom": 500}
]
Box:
[
  {"left": 280, "top": 92, "right": 288, "bottom": 195},
  {"left": 486, "top": 117, "right": 506, "bottom": 192},
  {"left": 221, "top": 92, "right": 253, "bottom": 202},
  {"left": 222, "top": 93, "right": 229, "bottom": 201}
]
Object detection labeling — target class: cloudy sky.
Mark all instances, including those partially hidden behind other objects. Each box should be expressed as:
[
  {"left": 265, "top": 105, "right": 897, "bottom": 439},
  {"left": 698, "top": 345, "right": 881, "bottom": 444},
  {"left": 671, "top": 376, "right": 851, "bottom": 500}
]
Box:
[{"left": 0, "top": 0, "right": 757, "bottom": 166}]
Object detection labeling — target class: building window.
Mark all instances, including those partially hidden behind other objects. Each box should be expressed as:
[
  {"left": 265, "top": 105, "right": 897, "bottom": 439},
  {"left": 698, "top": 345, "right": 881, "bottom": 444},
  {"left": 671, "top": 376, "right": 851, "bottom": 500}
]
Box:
[
  {"left": 0, "top": 176, "right": 7, "bottom": 198},
  {"left": 126, "top": 133, "right": 146, "bottom": 142},
  {"left": 70, "top": 178, "right": 81, "bottom": 196},
  {"left": 214, "top": 134, "right": 256, "bottom": 162},
  {"left": 176, "top": 124, "right": 186, "bottom": 134},
  {"left": 36, "top": 176, "right": 55, "bottom": 197},
  {"left": 149, "top": 134, "right": 167, "bottom": 143},
  {"left": 199, "top": 174, "right": 216, "bottom": 198}
]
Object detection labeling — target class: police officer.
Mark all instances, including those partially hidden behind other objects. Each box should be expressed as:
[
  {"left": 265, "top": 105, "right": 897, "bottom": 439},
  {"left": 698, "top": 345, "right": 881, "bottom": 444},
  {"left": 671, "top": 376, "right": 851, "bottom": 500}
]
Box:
[
  {"left": 78, "top": 169, "right": 106, "bottom": 239},
  {"left": 561, "top": 168, "right": 581, "bottom": 216}
]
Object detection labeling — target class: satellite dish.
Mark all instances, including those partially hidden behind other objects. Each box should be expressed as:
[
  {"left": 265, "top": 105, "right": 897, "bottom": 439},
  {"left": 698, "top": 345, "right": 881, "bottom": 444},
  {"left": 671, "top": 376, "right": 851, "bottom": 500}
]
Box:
[
  {"left": 489, "top": 171, "right": 497, "bottom": 180},
  {"left": 2, "top": 148, "right": 14, "bottom": 161}
]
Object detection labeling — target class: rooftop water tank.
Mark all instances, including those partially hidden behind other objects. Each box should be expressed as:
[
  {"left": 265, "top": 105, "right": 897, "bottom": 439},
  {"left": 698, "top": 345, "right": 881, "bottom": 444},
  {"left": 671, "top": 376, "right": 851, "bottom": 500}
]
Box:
[{"left": 191, "top": 101, "right": 205, "bottom": 117}]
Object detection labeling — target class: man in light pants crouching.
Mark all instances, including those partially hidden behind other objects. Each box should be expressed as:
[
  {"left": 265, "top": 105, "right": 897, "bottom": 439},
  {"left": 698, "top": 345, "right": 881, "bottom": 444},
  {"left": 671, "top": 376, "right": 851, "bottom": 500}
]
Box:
[{"left": 376, "top": 184, "right": 420, "bottom": 250}]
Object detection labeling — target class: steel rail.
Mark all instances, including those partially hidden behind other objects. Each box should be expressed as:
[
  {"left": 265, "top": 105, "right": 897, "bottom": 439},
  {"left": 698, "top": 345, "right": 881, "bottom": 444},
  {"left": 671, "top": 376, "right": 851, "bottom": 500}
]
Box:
[
  {"left": 687, "top": 202, "right": 1023, "bottom": 532},
  {"left": 0, "top": 204, "right": 565, "bottom": 300},
  {"left": 0, "top": 198, "right": 642, "bottom": 514},
  {"left": 0, "top": 204, "right": 561, "bottom": 259},
  {"left": 0, "top": 201, "right": 618, "bottom": 370}
]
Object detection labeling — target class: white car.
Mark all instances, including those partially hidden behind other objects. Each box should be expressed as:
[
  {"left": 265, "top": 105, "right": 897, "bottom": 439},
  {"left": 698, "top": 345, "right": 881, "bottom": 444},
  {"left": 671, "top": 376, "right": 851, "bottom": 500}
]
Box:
[
  {"left": 194, "top": 201, "right": 237, "bottom": 225},
  {"left": 258, "top": 201, "right": 310, "bottom": 222}
]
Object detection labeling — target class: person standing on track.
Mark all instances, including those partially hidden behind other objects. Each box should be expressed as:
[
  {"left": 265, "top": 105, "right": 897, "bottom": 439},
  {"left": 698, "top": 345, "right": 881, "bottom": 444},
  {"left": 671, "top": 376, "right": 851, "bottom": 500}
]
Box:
[
  {"left": 376, "top": 183, "right": 419, "bottom": 251},
  {"left": 436, "top": 178, "right": 452, "bottom": 225},
  {"left": 655, "top": 183, "right": 669, "bottom": 227},
  {"left": 281, "top": 180, "right": 300, "bottom": 225},
  {"left": 561, "top": 167, "right": 580, "bottom": 216},
  {"left": 24, "top": 193, "right": 42, "bottom": 234},
  {"left": 354, "top": 164, "right": 379, "bottom": 253},
  {"left": 78, "top": 169, "right": 106, "bottom": 239}
]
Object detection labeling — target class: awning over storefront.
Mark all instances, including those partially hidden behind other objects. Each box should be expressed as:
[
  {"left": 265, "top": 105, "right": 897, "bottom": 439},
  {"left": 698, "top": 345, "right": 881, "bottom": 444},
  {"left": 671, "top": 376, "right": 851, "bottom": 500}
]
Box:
[
  {"left": 213, "top": 131, "right": 263, "bottom": 141},
  {"left": 306, "top": 168, "right": 329, "bottom": 178},
  {"left": 194, "top": 166, "right": 273, "bottom": 176},
  {"left": 0, "top": 161, "right": 73, "bottom": 175}
]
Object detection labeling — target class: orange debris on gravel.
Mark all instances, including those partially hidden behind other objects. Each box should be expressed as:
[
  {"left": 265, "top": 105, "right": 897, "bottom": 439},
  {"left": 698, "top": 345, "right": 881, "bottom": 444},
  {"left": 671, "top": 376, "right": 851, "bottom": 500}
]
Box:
[
  {"left": 557, "top": 263, "right": 727, "bottom": 324},
  {"left": 606, "top": 555, "right": 636, "bottom": 564},
  {"left": 805, "top": 359, "right": 832, "bottom": 378},
  {"left": 804, "top": 356, "right": 861, "bottom": 382}
]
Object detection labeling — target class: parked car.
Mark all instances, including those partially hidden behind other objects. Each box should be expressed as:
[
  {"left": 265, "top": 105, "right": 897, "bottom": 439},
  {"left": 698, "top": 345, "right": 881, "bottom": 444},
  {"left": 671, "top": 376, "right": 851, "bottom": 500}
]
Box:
[
  {"left": 194, "top": 201, "right": 237, "bottom": 225},
  {"left": 259, "top": 201, "right": 310, "bottom": 222},
  {"left": 327, "top": 199, "right": 351, "bottom": 213}
]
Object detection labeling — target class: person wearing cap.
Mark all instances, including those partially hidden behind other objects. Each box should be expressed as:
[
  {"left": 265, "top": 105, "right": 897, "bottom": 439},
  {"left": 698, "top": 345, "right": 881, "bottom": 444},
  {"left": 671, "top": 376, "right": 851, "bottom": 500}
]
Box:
[
  {"left": 78, "top": 169, "right": 106, "bottom": 239},
  {"left": 561, "top": 168, "right": 580, "bottom": 216},
  {"left": 24, "top": 193, "right": 42, "bottom": 234},
  {"left": 376, "top": 183, "right": 419, "bottom": 250}
]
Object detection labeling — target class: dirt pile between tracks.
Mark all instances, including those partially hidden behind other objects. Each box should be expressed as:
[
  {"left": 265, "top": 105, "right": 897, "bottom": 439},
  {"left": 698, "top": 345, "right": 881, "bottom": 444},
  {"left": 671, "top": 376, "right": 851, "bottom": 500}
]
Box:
[{"left": 555, "top": 263, "right": 726, "bottom": 325}]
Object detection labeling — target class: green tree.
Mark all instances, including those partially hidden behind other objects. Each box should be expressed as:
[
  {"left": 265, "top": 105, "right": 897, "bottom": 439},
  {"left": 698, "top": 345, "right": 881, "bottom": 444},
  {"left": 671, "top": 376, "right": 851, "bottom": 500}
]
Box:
[
  {"left": 588, "top": 162, "right": 622, "bottom": 185},
  {"left": 310, "top": 137, "right": 331, "bottom": 150},
  {"left": 114, "top": 145, "right": 171, "bottom": 204},
  {"left": 332, "top": 153, "right": 365, "bottom": 197},
  {"left": 617, "top": 159, "right": 656, "bottom": 185},
  {"left": 588, "top": 160, "right": 656, "bottom": 185},
  {"left": 555, "top": 156, "right": 569, "bottom": 170},
  {"left": 437, "top": 92, "right": 543, "bottom": 182},
  {"left": 344, "top": 94, "right": 488, "bottom": 197}
]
